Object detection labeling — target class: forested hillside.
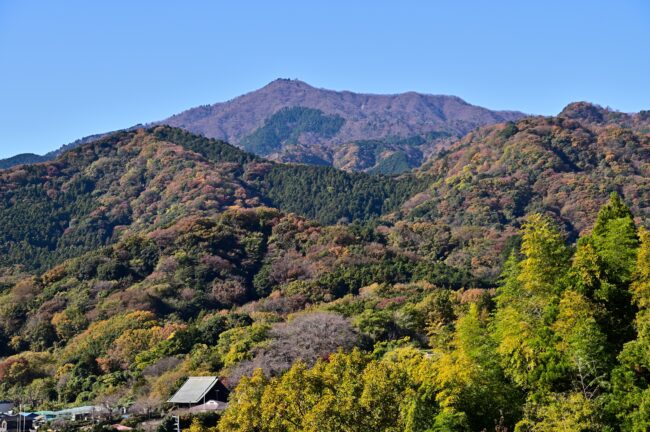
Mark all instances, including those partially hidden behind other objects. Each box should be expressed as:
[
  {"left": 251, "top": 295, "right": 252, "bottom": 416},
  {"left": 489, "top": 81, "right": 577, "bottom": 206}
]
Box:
[
  {"left": 220, "top": 196, "right": 650, "bottom": 431},
  {"left": 0, "top": 153, "right": 49, "bottom": 169},
  {"left": 398, "top": 103, "right": 650, "bottom": 279},
  {"left": 0, "top": 126, "right": 426, "bottom": 272},
  {"left": 0, "top": 128, "right": 258, "bottom": 271},
  {"left": 0, "top": 109, "right": 648, "bottom": 431},
  {"left": 2, "top": 191, "right": 649, "bottom": 430}
]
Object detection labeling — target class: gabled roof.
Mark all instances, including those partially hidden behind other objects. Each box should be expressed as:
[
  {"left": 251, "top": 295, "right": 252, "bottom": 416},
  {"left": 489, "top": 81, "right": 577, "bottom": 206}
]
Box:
[{"left": 167, "top": 377, "right": 219, "bottom": 404}]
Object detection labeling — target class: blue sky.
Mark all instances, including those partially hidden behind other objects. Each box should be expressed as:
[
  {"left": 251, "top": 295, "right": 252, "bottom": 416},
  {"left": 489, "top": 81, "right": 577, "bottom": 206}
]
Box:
[{"left": 1, "top": 1, "right": 649, "bottom": 158}]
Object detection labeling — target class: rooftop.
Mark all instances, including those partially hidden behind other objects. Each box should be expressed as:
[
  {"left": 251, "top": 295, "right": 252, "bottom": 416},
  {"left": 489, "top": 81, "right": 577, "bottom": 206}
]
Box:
[{"left": 167, "top": 376, "right": 220, "bottom": 404}]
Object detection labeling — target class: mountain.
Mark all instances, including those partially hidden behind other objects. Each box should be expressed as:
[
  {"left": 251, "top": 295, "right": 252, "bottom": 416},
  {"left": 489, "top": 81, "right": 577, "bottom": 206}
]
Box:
[
  {"left": 394, "top": 102, "right": 650, "bottom": 279},
  {"left": 0, "top": 126, "right": 426, "bottom": 273},
  {"left": 0, "top": 81, "right": 524, "bottom": 174},
  {"left": 0, "top": 114, "right": 648, "bottom": 429},
  {"left": 164, "top": 79, "right": 524, "bottom": 145},
  {"left": 1, "top": 103, "right": 647, "bottom": 278},
  {"left": 162, "top": 78, "right": 526, "bottom": 173},
  {"left": 0, "top": 125, "right": 470, "bottom": 403}
]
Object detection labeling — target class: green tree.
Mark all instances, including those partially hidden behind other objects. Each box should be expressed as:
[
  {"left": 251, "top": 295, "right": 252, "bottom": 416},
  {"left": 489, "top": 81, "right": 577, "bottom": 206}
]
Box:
[
  {"left": 434, "top": 303, "right": 521, "bottom": 430},
  {"left": 588, "top": 192, "right": 639, "bottom": 349},
  {"left": 219, "top": 348, "right": 439, "bottom": 432},
  {"left": 592, "top": 192, "right": 635, "bottom": 237},
  {"left": 520, "top": 392, "right": 601, "bottom": 432},
  {"left": 553, "top": 290, "right": 608, "bottom": 397},
  {"left": 260, "top": 362, "right": 317, "bottom": 432},
  {"left": 185, "top": 417, "right": 212, "bottom": 432},
  {"left": 493, "top": 214, "right": 569, "bottom": 390},
  {"left": 218, "top": 369, "right": 270, "bottom": 432},
  {"left": 609, "top": 228, "right": 650, "bottom": 431}
]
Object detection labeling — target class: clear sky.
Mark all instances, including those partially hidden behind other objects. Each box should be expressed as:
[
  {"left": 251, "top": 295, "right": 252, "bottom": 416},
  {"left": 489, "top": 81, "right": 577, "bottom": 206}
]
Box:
[{"left": 1, "top": 1, "right": 649, "bottom": 158}]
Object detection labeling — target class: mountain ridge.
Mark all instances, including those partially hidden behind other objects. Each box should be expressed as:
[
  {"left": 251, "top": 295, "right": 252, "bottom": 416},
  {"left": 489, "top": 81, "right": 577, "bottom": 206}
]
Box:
[
  {"left": 5, "top": 83, "right": 648, "bottom": 175},
  {"left": 0, "top": 80, "right": 525, "bottom": 172},
  {"left": 164, "top": 79, "right": 525, "bottom": 142},
  {"left": 162, "top": 79, "right": 527, "bottom": 171},
  {"left": 1, "top": 108, "right": 647, "bottom": 281}
]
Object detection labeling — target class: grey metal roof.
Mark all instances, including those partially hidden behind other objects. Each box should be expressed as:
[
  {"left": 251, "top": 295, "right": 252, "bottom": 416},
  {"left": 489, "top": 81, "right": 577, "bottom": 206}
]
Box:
[
  {"left": 167, "top": 377, "right": 219, "bottom": 404},
  {"left": 58, "top": 406, "right": 102, "bottom": 414}
]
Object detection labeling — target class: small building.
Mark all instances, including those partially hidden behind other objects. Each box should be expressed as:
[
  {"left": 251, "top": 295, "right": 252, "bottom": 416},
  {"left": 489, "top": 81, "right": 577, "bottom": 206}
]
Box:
[
  {"left": 31, "top": 412, "right": 56, "bottom": 430},
  {"left": 0, "top": 414, "right": 35, "bottom": 432},
  {"left": 167, "top": 376, "right": 229, "bottom": 408},
  {"left": 54, "top": 406, "right": 106, "bottom": 422}
]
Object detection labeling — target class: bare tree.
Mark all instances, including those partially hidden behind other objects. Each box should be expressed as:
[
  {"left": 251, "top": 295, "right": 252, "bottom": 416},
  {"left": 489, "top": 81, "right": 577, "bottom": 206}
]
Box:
[
  {"left": 228, "top": 312, "right": 358, "bottom": 385},
  {"left": 131, "top": 394, "right": 164, "bottom": 419},
  {"left": 95, "top": 390, "right": 124, "bottom": 421},
  {"left": 142, "top": 356, "right": 182, "bottom": 378}
]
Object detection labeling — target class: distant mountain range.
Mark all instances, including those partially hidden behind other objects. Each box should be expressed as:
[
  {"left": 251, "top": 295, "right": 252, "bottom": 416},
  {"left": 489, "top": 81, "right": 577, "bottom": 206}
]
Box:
[
  {"left": 0, "top": 80, "right": 525, "bottom": 173},
  {"left": 163, "top": 79, "right": 526, "bottom": 172}
]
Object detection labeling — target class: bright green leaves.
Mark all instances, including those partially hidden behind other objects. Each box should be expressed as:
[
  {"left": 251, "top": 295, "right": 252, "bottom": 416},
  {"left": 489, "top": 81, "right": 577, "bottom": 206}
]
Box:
[
  {"left": 593, "top": 192, "right": 635, "bottom": 237},
  {"left": 219, "top": 348, "right": 438, "bottom": 432},
  {"left": 492, "top": 200, "right": 640, "bottom": 429},
  {"left": 218, "top": 369, "right": 270, "bottom": 432},
  {"left": 520, "top": 392, "right": 602, "bottom": 432},
  {"left": 632, "top": 228, "right": 650, "bottom": 310},
  {"left": 518, "top": 213, "right": 570, "bottom": 296},
  {"left": 573, "top": 192, "right": 639, "bottom": 350},
  {"left": 553, "top": 290, "right": 608, "bottom": 394},
  {"left": 494, "top": 214, "right": 569, "bottom": 389},
  {"left": 434, "top": 303, "right": 521, "bottom": 430}
]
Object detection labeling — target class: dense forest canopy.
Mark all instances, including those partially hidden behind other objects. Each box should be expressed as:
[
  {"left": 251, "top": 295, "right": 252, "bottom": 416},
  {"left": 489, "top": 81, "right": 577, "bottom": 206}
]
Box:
[
  {"left": 1, "top": 193, "right": 649, "bottom": 431},
  {"left": 0, "top": 103, "right": 648, "bottom": 431},
  {"left": 0, "top": 126, "right": 428, "bottom": 272}
]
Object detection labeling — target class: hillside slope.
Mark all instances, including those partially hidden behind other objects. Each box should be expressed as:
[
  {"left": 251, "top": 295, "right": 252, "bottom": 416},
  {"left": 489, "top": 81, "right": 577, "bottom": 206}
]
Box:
[
  {"left": 0, "top": 115, "right": 649, "bottom": 430},
  {"left": 0, "top": 153, "right": 49, "bottom": 169},
  {"left": 165, "top": 79, "right": 524, "bottom": 144},
  {"left": 0, "top": 126, "right": 426, "bottom": 273},
  {"left": 393, "top": 103, "right": 650, "bottom": 278},
  {"left": 2, "top": 104, "right": 648, "bottom": 280}
]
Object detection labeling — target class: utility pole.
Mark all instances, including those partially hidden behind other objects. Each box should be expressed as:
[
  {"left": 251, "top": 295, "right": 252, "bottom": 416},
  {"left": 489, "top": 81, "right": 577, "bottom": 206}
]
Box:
[{"left": 172, "top": 415, "right": 180, "bottom": 432}]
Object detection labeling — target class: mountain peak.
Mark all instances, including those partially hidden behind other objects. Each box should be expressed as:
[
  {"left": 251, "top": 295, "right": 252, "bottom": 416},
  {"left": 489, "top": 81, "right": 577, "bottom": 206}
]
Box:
[
  {"left": 559, "top": 101, "right": 607, "bottom": 123},
  {"left": 263, "top": 78, "right": 315, "bottom": 90}
]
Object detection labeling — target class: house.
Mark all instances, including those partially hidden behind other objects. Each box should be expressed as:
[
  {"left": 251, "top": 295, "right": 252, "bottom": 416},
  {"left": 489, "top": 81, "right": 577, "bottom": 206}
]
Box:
[
  {"left": 0, "top": 414, "right": 35, "bottom": 432},
  {"left": 53, "top": 406, "right": 107, "bottom": 422},
  {"left": 167, "top": 377, "right": 229, "bottom": 409},
  {"left": 31, "top": 412, "right": 56, "bottom": 430}
]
